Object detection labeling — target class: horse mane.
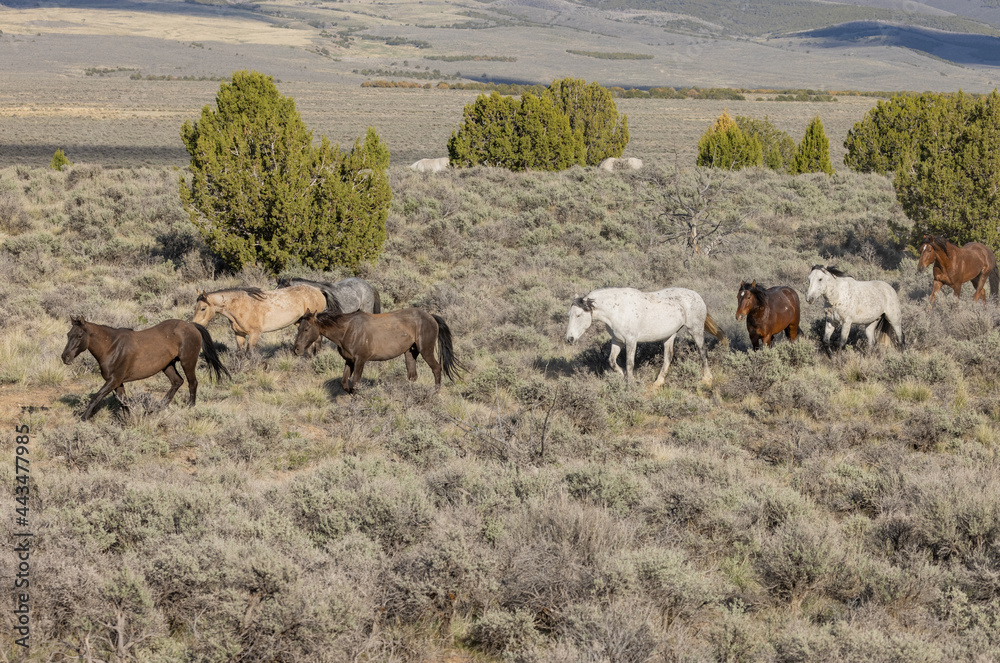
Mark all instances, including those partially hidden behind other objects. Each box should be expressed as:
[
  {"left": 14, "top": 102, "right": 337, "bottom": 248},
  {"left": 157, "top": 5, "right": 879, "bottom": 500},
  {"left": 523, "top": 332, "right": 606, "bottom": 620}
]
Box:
[
  {"left": 315, "top": 310, "right": 347, "bottom": 326},
  {"left": 812, "top": 265, "right": 848, "bottom": 278},
  {"left": 574, "top": 296, "right": 596, "bottom": 312},
  {"left": 202, "top": 286, "right": 267, "bottom": 301},
  {"left": 279, "top": 277, "right": 343, "bottom": 315},
  {"left": 929, "top": 235, "right": 953, "bottom": 255}
]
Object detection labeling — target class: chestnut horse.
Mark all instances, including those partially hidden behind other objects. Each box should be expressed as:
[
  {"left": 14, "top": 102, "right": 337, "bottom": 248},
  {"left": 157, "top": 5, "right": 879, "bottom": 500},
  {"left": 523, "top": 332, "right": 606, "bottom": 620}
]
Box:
[
  {"left": 192, "top": 284, "right": 327, "bottom": 354},
  {"left": 735, "top": 281, "right": 800, "bottom": 350},
  {"left": 292, "top": 309, "right": 463, "bottom": 393},
  {"left": 62, "top": 317, "right": 229, "bottom": 421},
  {"left": 918, "top": 234, "right": 999, "bottom": 308}
]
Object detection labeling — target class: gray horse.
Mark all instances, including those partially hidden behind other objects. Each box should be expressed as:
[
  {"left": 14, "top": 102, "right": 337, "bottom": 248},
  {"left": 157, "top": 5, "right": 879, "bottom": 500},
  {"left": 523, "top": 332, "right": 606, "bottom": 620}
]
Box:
[
  {"left": 278, "top": 277, "right": 382, "bottom": 316},
  {"left": 566, "top": 287, "right": 724, "bottom": 386},
  {"left": 805, "top": 265, "right": 904, "bottom": 352}
]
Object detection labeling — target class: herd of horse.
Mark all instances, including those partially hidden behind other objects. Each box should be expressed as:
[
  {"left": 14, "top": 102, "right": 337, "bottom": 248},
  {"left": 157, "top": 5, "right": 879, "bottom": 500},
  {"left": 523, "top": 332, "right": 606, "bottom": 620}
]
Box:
[{"left": 61, "top": 234, "right": 999, "bottom": 420}]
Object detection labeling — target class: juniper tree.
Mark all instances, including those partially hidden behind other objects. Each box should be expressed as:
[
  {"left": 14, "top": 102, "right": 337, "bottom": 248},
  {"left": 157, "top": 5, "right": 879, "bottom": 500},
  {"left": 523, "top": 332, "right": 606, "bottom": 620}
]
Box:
[
  {"left": 545, "top": 77, "right": 629, "bottom": 166},
  {"left": 790, "top": 115, "right": 834, "bottom": 176},
  {"left": 697, "top": 110, "right": 763, "bottom": 170},
  {"left": 180, "top": 70, "right": 390, "bottom": 274}
]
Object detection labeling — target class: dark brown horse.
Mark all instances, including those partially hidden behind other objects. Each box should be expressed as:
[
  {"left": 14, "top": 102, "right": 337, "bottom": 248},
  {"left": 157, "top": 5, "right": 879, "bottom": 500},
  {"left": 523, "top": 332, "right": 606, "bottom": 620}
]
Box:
[
  {"left": 62, "top": 317, "right": 229, "bottom": 421},
  {"left": 735, "top": 280, "right": 800, "bottom": 350},
  {"left": 918, "top": 234, "right": 999, "bottom": 308},
  {"left": 293, "top": 309, "right": 463, "bottom": 393}
]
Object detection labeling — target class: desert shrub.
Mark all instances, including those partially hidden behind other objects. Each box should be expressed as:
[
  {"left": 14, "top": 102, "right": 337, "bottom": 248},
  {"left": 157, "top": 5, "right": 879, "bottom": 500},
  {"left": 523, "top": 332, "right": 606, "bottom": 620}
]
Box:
[
  {"left": 180, "top": 70, "right": 391, "bottom": 273},
  {"left": 756, "top": 518, "right": 838, "bottom": 601},
  {"left": 50, "top": 148, "right": 72, "bottom": 171},
  {"left": 708, "top": 601, "right": 770, "bottom": 663},
  {"left": 556, "top": 602, "right": 657, "bottom": 663},
  {"left": 697, "top": 110, "right": 763, "bottom": 170},
  {"left": 789, "top": 116, "right": 834, "bottom": 176},
  {"left": 630, "top": 547, "right": 721, "bottom": 624},
  {"left": 563, "top": 464, "right": 643, "bottom": 515},
  {"left": 720, "top": 345, "right": 793, "bottom": 400},
  {"left": 469, "top": 609, "right": 541, "bottom": 661}
]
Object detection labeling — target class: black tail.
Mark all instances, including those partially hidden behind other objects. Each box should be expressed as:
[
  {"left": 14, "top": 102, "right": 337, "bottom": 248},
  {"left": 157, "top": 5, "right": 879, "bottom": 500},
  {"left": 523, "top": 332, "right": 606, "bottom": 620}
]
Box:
[
  {"left": 194, "top": 323, "right": 231, "bottom": 381},
  {"left": 372, "top": 287, "right": 382, "bottom": 314},
  {"left": 875, "top": 314, "right": 904, "bottom": 351},
  {"left": 990, "top": 265, "right": 999, "bottom": 300},
  {"left": 432, "top": 314, "right": 465, "bottom": 382}
]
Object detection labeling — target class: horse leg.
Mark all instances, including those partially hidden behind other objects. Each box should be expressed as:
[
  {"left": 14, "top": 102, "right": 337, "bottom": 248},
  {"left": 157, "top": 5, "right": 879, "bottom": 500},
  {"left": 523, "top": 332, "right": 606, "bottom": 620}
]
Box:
[
  {"left": 348, "top": 358, "right": 367, "bottom": 393},
  {"left": 691, "top": 326, "right": 712, "bottom": 385},
  {"left": 925, "top": 280, "right": 942, "bottom": 309},
  {"left": 837, "top": 319, "right": 852, "bottom": 351},
  {"left": 114, "top": 386, "right": 130, "bottom": 415},
  {"left": 972, "top": 273, "right": 987, "bottom": 304},
  {"left": 864, "top": 320, "right": 880, "bottom": 352},
  {"left": 762, "top": 333, "right": 774, "bottom": 348},
  {"left": 246, "top": 330, "right": 262, "bottom": 354},
  {"left": 953, "top": 282, "right": 962, "bottom": 301},
  {"left": 160, "top": 363, "right": 185, "bottom": 407},
  {"left": 786, "top": 322, "right": 799, "bottom": 342},
  {"left": 652, "top": 336, "right": 675, "bottom": 388},
  {"left": 405, "top": 346, "right": 419, "bottom": 381},
  {"left": 419, "top": 343, "right": 444, "bottom": 389},
  {"left": 235, "top": 334, "right": 247, "bottom": 353},
  {"left": 749, "top": 328, "right": 762, "bottom": 351},
  {"left": 822, "top": 319, "right": 836, "bottom": 349},
  {"left": 309, "top": 337, "right": 323, "bottom": 357},
  {"left": 181, "top": 353, "right": 199, "bottom": 406},
  {"left": 624, "top": 339, "right": 638, "bottom": 381},
  {"left": 607, "top": 342, "right": 625, "bottom": 377},
  {"left": 342, "top": 360, "right": 355, "bottom": 393},
  {"left": 82, "top": 378, "right": 122, "bottom": 421}
]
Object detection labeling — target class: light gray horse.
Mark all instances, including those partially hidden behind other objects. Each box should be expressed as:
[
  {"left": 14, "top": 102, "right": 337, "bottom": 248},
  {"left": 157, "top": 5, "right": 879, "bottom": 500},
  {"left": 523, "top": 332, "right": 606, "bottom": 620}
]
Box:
[
  {"left": 278, "top": 277, "right": 381, "bottom": 315},
  {"left": 805, "top": 265, "right": 904, "bottom": 351},
  {"left": 410, "top": 157, "right": 449, "bottom": 172},
  {"left": 598, "top": 157, "right": 643, "bottom": 172},
  {"left": 565, "top": 287, "right": 724, "bottom": 386}
]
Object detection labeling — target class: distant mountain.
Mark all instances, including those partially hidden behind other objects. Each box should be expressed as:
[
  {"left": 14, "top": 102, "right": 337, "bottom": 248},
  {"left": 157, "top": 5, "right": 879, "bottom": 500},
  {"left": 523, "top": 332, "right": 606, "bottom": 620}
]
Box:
[{"left": 566, "top": 0, "right": 999, "bottom": 36}]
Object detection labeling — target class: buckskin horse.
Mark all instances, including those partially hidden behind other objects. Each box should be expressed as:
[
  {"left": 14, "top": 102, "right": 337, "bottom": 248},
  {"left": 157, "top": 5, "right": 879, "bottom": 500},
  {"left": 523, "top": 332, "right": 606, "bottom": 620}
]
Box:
[
  {"left": 735, "top": 280, "right": 800, "bottom": 350},
  {"left": 61, "top": 317, "right": 229, "bottom": 421},
  {"left": 565, "top": 287, "right": 725, "bottom": 387},
  {"left": 292, "top": 309, "right": 464, "bottom": 394},
  {"left": 917, "top": 234, "right": 999, "bottom": 308},
  {"left": 192, "top": 284, "right": 327, "bottom": 354}
]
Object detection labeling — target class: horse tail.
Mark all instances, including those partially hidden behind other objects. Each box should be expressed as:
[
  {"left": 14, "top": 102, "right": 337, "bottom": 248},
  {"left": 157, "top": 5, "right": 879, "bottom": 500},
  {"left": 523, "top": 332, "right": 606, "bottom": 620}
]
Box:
[
  {"left": 432, "top": 314, "right": 465, "bottom": 382},
  {"left": 875, "top": 314, "right": 904, "bottom": 351},
  {"left": 372, "top": 287, "right": 382, "bottom": 314},
  {"left": 194, "top": 323, "right": 231, "bottom": 381},
  {"left": 703, "top": 312, "right": 726, "bottom": 342},
  {"left": 990, "top": 264, "right": 999, "bottom": 300}
]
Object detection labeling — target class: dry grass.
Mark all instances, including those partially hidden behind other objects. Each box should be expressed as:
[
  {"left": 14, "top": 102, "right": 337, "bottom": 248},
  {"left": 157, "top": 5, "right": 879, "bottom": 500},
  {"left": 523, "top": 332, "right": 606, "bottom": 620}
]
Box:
[{"left": 3, "top": 161, "right": 1000, "bottom": 660}]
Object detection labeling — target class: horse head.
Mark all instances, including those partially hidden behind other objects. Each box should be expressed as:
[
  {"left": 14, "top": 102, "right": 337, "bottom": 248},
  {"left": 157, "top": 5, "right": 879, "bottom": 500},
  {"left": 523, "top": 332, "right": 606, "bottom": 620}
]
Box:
[
  {"left": 292, "top": 310, "right": 320, "bottom": 356},
  {"left": 191, "top": 292, "right": 217, "bottom": 326},
  {"left": 917, "top": 235, "right": 947, "bottom": 272},
  {"left": 566, "top": 295, "right": 596, "bottom": 343},
  {"left": 62, "top": 317, "right": 89, "bottom": 364},
  {"left": 806, "top": 266, "right": 839, "bottom": 304},
  {"left": 735, "top": 280, "right": 759, "bottom": 321}
]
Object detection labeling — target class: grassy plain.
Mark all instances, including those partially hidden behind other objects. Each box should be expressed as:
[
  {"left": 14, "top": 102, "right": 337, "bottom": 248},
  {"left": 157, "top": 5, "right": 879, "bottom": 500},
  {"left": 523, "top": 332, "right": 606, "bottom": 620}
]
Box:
[
  {"left": 0, "top": 73, "right": 879, "bottom": 168},
  {"left": 2, "top": 156, "right": 1000, "bottom": 660}
]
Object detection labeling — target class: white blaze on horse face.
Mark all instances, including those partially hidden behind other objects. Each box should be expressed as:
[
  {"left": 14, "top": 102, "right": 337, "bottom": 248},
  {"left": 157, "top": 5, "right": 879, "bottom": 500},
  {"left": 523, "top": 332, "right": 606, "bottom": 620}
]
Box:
[
  {"left": 565, "top": 304, "right": 592, "bottom": 343},
  {"left": 806, "top": 270, "right": 825, "bottom": 304}
]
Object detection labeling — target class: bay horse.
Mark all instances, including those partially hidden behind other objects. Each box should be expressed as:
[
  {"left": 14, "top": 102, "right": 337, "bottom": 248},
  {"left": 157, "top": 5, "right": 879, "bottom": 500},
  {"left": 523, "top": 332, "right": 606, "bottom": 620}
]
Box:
[
  {"left": 565, "top": 287, "right": 725, "bottom": 387},
  {"left": 61, "top": 317, "right": 229, "bottom": 421},
  {"left": 917, "top": 234, "right": 999, "bottom": 308},
  {"left": 192, "top": 284, "right": 327, "bottom": 354},
  {"left": 806, "top": 266, "right": 904, "bottom": 352},
  {"left": 735, "top": 280, "right": 800, "bottom": 350},
  {"left": 292, "top": 309, "right": 464, "bottom": 394}
]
